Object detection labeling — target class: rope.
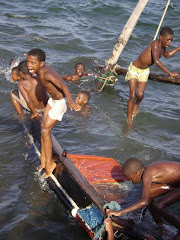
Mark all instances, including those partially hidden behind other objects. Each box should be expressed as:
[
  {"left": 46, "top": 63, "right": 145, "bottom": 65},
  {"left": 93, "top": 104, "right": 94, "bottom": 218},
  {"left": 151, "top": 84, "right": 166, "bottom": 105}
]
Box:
[
  {"left": 96, "top": 72, "right": 118, "bottom": 92},
  {"left": 153, "top": 0, "right": 171, "bottom": 40},
  {"left": 92, "top": 201, "right": 121, "bottom": 240}
]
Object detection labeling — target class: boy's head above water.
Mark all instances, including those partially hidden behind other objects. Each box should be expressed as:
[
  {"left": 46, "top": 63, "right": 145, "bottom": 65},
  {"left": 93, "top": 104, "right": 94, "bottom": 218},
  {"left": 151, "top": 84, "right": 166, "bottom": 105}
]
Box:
[
  {"left": 27, "top": 48, "right": 46, "bottom": 75},
  {"left": 75, "top": 91, "right": 91, "bottom": 106},
  {"left": 123, "top": 157, "right": 145, "bottom": 184},
  {"left": 74, "top": 62, "right": 85, "bottom": 77},
  {"left": 159, "top": 27, "right": 174, "bottom": 48},
  {"left": 11, "top": 67, "right": 20, "bottom": 82}
]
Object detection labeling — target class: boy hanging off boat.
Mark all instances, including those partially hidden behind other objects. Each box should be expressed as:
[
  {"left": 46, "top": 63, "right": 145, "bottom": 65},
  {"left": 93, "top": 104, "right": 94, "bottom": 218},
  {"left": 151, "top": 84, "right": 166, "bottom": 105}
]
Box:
[
  {"left": 10, "top": 61, "right": 48, "bottom": 120},
  {"left": 61, "top": 62, "right": 98, "bottom": 81},
  {"left": 125, "top": 27, "right": 180, "bottom": 127},
  {"left": 26, "top": 48, "right": 81, "bottom": 177},
  {"left": 107, "top": 158, "right": 180, "bottom": 240}
]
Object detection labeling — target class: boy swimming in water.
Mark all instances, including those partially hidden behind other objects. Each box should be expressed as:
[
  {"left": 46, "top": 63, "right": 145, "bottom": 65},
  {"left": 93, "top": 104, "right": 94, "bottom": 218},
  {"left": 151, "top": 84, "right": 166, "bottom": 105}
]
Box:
[
  {"left": 74, "top": 90, "right": 91, "bottom": 116},
  {"left": 125, "top": 27, "right": 180, "bottom": 126},
  {"left": 107, "top": 158, "right": 180, "bottom": 239},
  {"left": 10, "top": 61, "right": 48, "bottom": 120},
  {"left": 61, "top": 62, "right": 98, "bottom": 81},
  {"left": 26, "top": 48, "right": 81, "bottom": 177}
]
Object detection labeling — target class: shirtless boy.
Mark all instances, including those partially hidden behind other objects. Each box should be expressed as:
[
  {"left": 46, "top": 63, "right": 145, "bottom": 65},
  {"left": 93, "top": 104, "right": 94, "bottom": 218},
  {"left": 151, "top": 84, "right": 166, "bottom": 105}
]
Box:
[
  {"left": 125, "top": 27, "right": 180, "bottom": 126},
  {"left": 107, "top": 158, "right": 180, "bottom": 239},
  {"left": 75, "top": 91, "right": 90, "bottom": 108},
  {"left": 10, "top": 61, "right": 48, "bottom": 120},
  {"left": 26, "top": 48, "right": 81, "bottom": 177},
  {"left": 61, "top": 62, "right": 97, "bottom": 81}
]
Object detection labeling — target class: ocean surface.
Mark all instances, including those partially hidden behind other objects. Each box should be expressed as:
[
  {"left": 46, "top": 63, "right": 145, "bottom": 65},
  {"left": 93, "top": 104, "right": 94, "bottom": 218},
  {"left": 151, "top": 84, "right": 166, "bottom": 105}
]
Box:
[{"left": 0, "top": 0, "right": 179, "bottom": 239}]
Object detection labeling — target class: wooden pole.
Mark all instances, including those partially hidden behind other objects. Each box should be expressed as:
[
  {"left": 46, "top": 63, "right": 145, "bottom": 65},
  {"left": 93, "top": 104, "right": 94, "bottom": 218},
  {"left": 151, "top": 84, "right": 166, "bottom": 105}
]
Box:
[
  {"left": 104, "top": 0, "right": 149, "bottom": 72},
  {"left": 153, "top": 0, "right": 171, "bottom": 40},
  {"left": 94, "top": 0, "right": 149, "bottom": 91}
]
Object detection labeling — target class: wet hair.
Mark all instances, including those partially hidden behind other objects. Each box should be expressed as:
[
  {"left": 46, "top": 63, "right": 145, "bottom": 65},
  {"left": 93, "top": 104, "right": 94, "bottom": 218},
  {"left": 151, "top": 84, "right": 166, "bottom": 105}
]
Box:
[
  {"left": 75, "top": 62, "right": 84, "bottom": 69},
  {"left": 79, "top": 91, "right": 91, "bottom": 102},
  {"left": 11, "top": 66, "right": 19, "bottom": 75},
  {"left": 18, "top": 61, "right": 30, "bottom": 75},
  {"left": 123, "top": 158, "right": 144, "bottom": 176},
  {"left": 27, "top": 48, "right": 46, "bottom": 62},
  {"left": 160, "top": 27, "right": 174, "bottom": 36}
]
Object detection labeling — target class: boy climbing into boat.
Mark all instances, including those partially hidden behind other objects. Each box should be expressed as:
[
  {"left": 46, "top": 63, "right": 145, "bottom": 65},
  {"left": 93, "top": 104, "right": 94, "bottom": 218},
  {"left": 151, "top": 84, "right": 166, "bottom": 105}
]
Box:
[
  {"left": 10, "top": 61, "right": 48, "bottom": 120},
  {"left": 107, "top": 158, "right": 180, "bottom": 240},
  {"left": 61, "top": 62, "right": 98, "bottom": 81},
  {"left": 125, "top": 27, "right": 180, "bottom": 126},
  {"left": 26, "top": 48, "right": 81, "bottom": 177}
]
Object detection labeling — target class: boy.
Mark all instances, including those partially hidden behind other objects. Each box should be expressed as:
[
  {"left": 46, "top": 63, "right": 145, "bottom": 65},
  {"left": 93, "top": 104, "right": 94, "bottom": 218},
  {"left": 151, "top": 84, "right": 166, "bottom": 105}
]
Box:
[
  {"left": 10, "top": 61, "right": 48, "bottom": 120},
  {"left": 125, "top": 27, "right": 180, "bottom": 126},
  {"left": 107, "top": 158, "right": 180, "bottom": 239},
  {"left": 61, "top": 62, "right": 97, "bottom": 81},
  {"left": 26, "top": 48, "right": 81, "bottom": 177},
  {"left": 75, "top": 91, "right": 91, "bottom": 109}
]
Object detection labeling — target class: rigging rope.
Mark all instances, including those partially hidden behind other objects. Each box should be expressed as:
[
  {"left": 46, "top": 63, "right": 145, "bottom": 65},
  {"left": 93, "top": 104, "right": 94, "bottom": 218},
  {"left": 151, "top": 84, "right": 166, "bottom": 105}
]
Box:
[{"left": 153, "top": 0, "right": 171, "bottom": 40}]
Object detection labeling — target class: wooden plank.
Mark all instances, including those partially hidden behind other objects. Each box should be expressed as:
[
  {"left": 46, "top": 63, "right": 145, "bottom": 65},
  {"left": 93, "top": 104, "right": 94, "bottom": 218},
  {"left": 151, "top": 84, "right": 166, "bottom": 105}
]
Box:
[
  {"left": 96, "top": 65, "right": 180, "bottom": 85},
  {"left": 51, "top": 134, "right": 106, "bottom": 213}
]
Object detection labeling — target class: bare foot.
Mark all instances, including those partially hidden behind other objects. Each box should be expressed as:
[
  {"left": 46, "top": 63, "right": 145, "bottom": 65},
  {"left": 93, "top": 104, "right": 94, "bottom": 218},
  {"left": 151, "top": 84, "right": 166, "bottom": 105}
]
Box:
[
  {"left": 38, "top": 164, "right": 45, "bottom": 172},
  {"left": 43, "top": 161, "right": 56, "bottom": 178},
  {"left": 132, "top": 103, "right": 139, "bottom": 120}
]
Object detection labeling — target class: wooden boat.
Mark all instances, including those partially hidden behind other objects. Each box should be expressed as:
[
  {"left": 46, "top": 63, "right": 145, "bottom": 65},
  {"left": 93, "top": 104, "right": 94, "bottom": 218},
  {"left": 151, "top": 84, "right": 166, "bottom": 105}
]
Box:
[{"left": 27, "top": 120, "right": 144, "bottom": 240}]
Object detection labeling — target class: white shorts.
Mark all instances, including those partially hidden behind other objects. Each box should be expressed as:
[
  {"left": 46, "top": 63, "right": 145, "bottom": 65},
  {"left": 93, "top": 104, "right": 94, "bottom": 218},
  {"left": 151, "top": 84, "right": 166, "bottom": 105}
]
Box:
[{"left": 48, "top": 97, "right": 67, "bottom": 121}]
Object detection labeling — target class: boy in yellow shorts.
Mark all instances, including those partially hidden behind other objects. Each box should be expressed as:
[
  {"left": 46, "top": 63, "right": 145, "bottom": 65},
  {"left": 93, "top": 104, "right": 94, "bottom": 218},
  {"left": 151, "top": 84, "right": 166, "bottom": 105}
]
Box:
[{"left": 125, "top": 27, "right": 180, "bottom": 127}]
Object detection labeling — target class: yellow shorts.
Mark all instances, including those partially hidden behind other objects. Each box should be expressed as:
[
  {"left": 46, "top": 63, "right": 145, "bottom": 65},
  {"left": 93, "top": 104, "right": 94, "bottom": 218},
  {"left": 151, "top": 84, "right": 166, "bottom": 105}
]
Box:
[
  {"left": 125, "top": 62, "right": 150, "bottom": 82},
  {"left": 48, "top": 97, "right": 67, "bottom": 121}
]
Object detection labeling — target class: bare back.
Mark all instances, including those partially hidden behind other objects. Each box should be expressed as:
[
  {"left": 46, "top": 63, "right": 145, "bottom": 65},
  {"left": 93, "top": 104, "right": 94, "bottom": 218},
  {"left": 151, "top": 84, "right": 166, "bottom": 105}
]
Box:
[
  {"left": 144, "top": 161, "right": 180, "bottom": 186},
  {"left": 19, "top": 76, "right": 48, "bottom": 109},
  {"left": 133, "top": 40, "right": 165, "bottom": 69}
]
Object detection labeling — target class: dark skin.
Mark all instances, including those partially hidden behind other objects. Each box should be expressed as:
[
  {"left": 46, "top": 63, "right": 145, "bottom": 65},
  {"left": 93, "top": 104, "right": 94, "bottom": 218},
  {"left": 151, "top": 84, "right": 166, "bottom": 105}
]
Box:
[
  {"left": 10, "top": 70, "right": 48, "bottom": 120},
  {"left": 127, "top": 34, "right": 180, "bottom": 126},
  {"left": 61, "top": 64, "right": 98, "bottom": 81},
  {"left": 107, "top": 161, "right": 180, "bottom": 235},
  {"left": 27, "top": 54, "right": 81, "bottom": 177}
]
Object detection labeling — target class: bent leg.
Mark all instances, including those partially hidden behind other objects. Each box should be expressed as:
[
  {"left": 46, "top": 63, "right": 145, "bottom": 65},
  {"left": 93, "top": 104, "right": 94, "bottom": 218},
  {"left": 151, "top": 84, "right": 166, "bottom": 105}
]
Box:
[
  {"left": 127, "top": 78, "right": 137, "bottom": 125},
  {"left": 155, "top": 188, "right": 180, "bottom": 230},
  {"left": 132, "top": 81, "right": 147, "bottom": 118}
]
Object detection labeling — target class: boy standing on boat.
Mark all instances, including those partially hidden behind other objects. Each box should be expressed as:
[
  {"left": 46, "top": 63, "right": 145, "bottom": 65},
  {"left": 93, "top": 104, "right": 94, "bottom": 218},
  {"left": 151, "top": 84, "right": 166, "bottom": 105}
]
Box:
[
  {"left": 10, "top": 61, "right": 48, "bottom": 120},
  {"left": 26, "top": 48, "right": 81, "bottom": 177},
  {"left": 107, "top": 158, "right": 180, "bottom": 239},
  {"left": 125, "top": 27, "right": 180, "bottom": 126}
]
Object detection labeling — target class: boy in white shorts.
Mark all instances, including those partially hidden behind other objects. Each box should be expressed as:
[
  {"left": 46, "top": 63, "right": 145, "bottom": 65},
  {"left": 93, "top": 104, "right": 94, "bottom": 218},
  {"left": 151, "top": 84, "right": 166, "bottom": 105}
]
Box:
[{"left": 26, "top": 48, "right": 81, "bottom": 177}]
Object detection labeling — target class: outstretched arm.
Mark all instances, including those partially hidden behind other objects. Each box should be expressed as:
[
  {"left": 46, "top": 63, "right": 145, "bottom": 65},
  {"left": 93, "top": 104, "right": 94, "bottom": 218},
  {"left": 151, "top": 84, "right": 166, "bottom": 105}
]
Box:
[
  {"left": 47, "top": 74, "right": 81, "bottom": 111},
  {"left": 163, "top": 45, "right": 180, "bottom": 58},
  {"left": 61, "top": 74, "right": 80, "bottom": 81},
  {"left": 152, "top": 41, "right": 179, "bottom": 78},
  {"left": 107, "top": 171, "right": 153, "bottom": 217}
]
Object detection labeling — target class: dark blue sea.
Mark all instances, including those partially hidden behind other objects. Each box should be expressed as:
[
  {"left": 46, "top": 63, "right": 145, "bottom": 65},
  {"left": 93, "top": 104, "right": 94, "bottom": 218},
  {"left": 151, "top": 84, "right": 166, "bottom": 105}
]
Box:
[{"left": 0, "top": 0, "right": 179, "bottom": 239}]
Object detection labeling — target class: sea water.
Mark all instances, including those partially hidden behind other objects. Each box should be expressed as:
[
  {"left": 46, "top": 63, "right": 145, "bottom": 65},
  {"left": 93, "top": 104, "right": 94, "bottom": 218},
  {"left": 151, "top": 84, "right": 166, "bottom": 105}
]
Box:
[{"left": 0, "top": 0, "right": 179, "bottom": 239}]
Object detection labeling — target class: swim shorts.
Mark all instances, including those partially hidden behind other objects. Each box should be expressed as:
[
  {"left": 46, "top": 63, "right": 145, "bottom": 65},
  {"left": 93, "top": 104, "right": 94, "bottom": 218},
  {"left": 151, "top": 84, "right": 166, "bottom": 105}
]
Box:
[
  {"left": 48, "top": 97, "right": 67, "bottom": 121},
  {"left": 11, "top": 89, "right": 45, "bottom": 113},
  {"left": 125, "top": 62, "right": 150, "bottom": 82}
]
